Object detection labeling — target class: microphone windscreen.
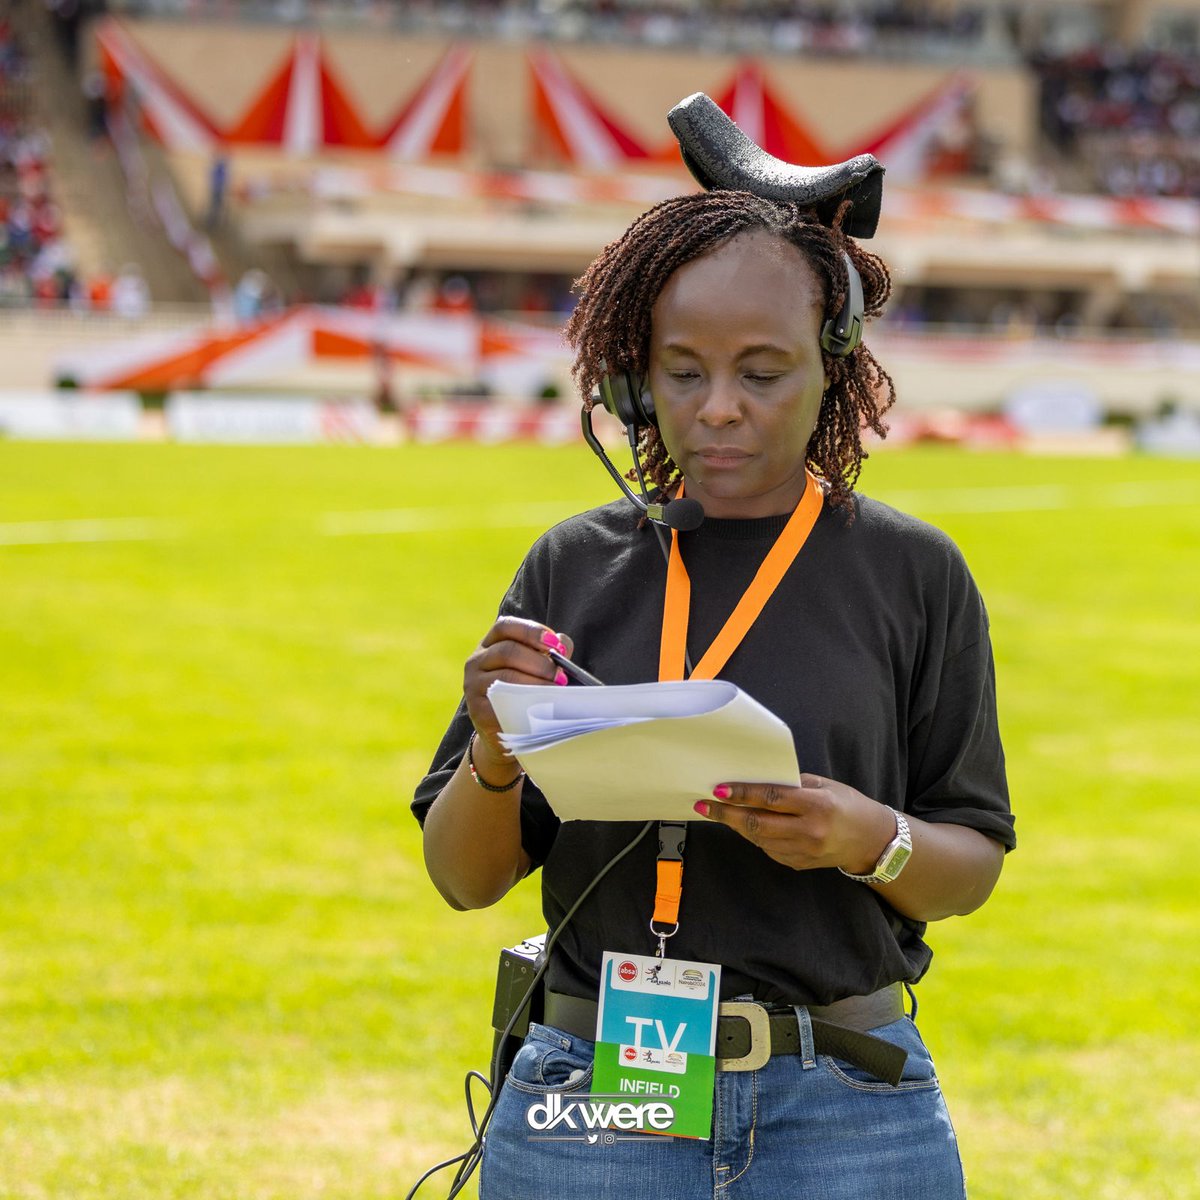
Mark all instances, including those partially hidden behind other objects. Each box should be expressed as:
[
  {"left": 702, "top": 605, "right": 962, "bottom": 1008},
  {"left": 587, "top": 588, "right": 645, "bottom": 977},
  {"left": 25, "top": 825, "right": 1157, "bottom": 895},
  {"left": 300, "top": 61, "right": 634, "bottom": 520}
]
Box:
[{"left": 664, "top": 498, "right": 705, "bottom": 531}]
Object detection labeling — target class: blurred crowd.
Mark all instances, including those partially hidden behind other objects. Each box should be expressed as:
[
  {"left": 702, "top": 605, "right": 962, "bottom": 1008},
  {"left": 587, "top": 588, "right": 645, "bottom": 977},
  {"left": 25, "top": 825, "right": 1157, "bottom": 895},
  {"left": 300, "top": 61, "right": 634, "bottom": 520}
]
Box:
[
  {"left": 226, "top": 265, "right": 578, "bottom": 323},
  {"left": 105, "top": 0, "right": 1000, "bottom": 58},
  {"left": 1035, "top": 46, "right": 1200, "bottom": 198},
  {"left": 1, "top": 0, "right": 153, "bottom": 311},
  {"left": 285, "top": 264, "right": 1196, "bottom": 340},
  {"left": 0, "top": 6, "right": 72, "bottom": 306},
  {"left": 328, "top": 268, "right": 575, "bottom": 319},
  {"left": 886, "top": 284, "right": 1192, "bottom": 339},
  {"left": 391, "top": 0, "right": 995, "bottom": 57}
]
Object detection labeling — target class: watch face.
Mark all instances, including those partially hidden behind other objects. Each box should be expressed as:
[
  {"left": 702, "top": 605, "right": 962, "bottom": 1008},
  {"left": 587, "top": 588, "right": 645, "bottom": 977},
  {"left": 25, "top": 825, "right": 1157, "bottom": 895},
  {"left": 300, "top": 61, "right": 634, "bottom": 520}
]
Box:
[{"left": 880, "top": 843, "right": 912, "bottom": 881}]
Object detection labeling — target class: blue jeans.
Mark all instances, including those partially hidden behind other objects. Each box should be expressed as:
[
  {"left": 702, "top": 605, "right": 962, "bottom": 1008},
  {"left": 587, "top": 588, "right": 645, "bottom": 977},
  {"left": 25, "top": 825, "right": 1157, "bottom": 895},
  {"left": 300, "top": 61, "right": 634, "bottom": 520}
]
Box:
[{"left": 479, "top": 1009, "right": 966, "bottom": 1199}]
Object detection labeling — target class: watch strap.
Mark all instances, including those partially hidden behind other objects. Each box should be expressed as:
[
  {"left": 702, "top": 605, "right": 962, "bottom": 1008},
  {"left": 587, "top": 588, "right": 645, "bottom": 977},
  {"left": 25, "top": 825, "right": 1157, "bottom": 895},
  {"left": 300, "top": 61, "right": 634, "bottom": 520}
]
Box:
[{"left": 839, "top": 810, "right": 912, "bottom": 884}]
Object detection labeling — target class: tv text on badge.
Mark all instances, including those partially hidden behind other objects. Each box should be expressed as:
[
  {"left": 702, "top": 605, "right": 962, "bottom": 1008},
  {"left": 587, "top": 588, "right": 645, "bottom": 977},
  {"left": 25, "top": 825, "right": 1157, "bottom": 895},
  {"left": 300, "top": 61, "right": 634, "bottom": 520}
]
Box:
[{"left": 620, "top": 1015, "right": 689, "bottom": 1074}]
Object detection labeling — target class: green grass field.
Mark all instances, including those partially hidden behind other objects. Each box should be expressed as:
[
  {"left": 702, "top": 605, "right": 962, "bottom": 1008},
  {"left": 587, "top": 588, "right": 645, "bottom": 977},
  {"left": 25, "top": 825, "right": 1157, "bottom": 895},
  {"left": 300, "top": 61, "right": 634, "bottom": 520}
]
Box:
[{"left": 2, "top": 440, "right": 1198, "bottom": 1200}]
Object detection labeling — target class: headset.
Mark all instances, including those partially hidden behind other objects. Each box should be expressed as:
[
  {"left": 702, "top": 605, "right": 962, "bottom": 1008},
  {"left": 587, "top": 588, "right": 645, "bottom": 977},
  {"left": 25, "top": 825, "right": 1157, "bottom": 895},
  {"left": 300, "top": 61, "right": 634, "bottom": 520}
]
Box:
[
  {"left": 583, "top": 248, "right": 865, "bottom": 541},
  {"left": 594, "top": 249, "right": 864, "bottom": 435}
]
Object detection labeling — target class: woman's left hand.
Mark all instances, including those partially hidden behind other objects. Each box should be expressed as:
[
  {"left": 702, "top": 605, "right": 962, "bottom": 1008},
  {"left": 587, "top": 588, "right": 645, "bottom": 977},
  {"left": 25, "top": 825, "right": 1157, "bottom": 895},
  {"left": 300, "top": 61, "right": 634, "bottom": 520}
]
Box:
[{"left": 694, "top": 774, "right": 896, "bottom": 874}]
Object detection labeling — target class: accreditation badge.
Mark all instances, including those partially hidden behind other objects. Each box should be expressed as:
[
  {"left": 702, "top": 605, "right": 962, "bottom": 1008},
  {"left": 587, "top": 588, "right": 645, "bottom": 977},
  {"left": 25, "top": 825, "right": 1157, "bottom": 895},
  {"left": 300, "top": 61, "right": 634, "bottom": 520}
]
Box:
[{"left": 592, "top": 951, "right": 721, "bottom": 1139}]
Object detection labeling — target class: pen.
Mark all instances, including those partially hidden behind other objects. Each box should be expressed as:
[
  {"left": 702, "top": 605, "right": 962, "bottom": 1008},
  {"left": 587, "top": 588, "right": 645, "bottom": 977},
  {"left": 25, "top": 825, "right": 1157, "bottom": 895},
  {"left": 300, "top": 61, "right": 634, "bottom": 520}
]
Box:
[{"left": 546, "top": 647, "right": 605, "bottom": 687}]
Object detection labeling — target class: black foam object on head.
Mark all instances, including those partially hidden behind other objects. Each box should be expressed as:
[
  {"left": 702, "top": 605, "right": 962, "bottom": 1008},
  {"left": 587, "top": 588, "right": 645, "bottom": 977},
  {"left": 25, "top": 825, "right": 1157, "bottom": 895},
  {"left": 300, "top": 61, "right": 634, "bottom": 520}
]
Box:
[{"left": 668, "top": 92, "right": 885, "bottom": 239}]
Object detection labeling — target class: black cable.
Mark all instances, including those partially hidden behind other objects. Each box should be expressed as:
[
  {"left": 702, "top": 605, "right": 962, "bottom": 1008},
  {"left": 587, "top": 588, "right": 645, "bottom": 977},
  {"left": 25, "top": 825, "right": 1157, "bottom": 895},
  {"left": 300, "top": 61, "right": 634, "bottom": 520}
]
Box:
[
  {"left": 465, "top": 1070, "right": 490, "bottom": 1140},
  {"left": 413, "top": 420, "right": 689, "bottom": 1196},
  {"left": 413, "top": 437, "right": 691, "bottom": 1195},
  {"left": 405, "top": 820, "right": 656, "bottom": 1199},
  {"left": 629, "top": 423, "right": 672, "bottom": 566},
  {"left": 402, "top": 1150, "right": 474, "bottom": 1200}
]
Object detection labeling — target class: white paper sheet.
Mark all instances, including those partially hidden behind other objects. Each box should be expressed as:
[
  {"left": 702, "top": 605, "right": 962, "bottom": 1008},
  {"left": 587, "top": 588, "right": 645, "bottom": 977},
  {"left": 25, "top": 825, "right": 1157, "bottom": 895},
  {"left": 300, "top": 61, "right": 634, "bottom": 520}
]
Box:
[{"left": 488, "top": 679, "right": 800, "bottom": 822}]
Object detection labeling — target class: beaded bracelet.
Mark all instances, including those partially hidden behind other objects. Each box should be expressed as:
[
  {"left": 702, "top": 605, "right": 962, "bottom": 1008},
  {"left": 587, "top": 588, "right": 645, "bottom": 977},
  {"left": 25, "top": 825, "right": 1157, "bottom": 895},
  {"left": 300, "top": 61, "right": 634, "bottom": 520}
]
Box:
[{"left": 467, "top": 731, "right": 524, "bottom": 793}]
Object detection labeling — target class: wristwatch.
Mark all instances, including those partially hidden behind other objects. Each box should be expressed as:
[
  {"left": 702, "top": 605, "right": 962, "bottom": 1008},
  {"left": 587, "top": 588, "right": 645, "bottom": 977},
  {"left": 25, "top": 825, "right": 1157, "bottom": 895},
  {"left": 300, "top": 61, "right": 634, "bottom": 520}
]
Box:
[{"left": 839, "top": 810, "right": 912, "bottom": 884}]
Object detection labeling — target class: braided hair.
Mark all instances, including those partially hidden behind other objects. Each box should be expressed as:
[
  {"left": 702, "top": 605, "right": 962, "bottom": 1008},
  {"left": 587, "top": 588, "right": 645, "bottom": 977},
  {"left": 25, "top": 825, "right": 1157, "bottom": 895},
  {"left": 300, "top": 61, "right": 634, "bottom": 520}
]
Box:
[{"left": 565, "top": 190, "right": 896, "bottom": 515}]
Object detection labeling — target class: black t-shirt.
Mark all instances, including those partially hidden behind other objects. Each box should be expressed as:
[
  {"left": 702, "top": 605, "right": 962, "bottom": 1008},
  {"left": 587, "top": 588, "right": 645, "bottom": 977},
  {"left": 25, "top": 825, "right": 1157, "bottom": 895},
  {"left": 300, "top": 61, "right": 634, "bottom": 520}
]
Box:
[{"left": 412, "top": 493, "right": 1015, "bottom": 1006}]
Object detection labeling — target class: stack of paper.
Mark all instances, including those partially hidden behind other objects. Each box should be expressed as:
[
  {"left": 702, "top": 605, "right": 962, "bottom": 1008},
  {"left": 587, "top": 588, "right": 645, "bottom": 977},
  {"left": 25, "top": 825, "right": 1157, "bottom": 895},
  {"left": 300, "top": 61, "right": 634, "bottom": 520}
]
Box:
[{"left": 488, "top": 679, "right": 800, "bottom": 822}]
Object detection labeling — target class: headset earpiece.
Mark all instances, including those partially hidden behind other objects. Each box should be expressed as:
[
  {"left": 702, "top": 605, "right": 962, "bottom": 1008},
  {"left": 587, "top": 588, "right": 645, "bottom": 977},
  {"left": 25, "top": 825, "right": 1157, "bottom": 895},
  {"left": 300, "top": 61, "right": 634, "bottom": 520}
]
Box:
[
  {"left": 597, "top": 370, "right": 657, "bottom": 429},
  {"left": 820, "top": 251, "right": 865, "bottom": 358},
  {"left": 597, "top": 254, "right": 861, "bottom": 430}
]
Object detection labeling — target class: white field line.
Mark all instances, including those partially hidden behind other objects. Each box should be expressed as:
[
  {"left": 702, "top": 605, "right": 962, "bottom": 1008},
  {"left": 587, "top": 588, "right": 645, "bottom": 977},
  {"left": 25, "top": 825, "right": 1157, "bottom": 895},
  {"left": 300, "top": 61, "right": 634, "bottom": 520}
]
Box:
[
  {"left": 0, "top": 518, "right": 178, "bottom": 547},
  {"left": 321, "top": 479, "right": 1200, "bottom": 535},
  {"left": 320, "top": 501, "right": 575, "bottom": 536},
  {"left": 882, "top": 479, "right": 1200, "bottom": 514},
  {"left": 879, "top": 483, "right": 1072, "bottom": 512},
  {"left": 7, "top": 481, "right": 1195, "bottom": 548},
  {"left": 1103, "top": 479, "right": 1200, "bottom": 507}
]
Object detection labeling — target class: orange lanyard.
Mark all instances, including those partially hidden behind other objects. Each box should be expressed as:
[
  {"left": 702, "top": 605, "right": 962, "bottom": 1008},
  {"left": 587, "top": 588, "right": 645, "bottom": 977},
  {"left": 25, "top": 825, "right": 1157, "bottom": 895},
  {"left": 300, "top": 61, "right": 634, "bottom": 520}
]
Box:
[
  {"left": 658, "top": 470, "right": 825, "bottom": 683},
  {"left": 650, "top": 471, "right": 824, "bottom": 945}
]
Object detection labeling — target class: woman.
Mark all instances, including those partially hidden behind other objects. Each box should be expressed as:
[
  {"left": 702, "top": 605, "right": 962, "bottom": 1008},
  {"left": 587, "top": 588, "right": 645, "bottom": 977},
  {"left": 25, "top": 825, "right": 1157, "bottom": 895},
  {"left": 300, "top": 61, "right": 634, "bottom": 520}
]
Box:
[{"left": 412, "top": 190, "right": 1015, "bottom": 1199}]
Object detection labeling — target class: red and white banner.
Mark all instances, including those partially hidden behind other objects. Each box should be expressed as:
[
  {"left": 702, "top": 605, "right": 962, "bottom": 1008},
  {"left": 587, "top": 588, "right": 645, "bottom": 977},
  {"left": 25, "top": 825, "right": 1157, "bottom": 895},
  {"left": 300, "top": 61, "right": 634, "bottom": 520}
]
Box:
[
  {"left": 56, "top": 308, "right": 481, "bottom": 392},
  {"left": 96, "top": 18, "right": 469, "bottom": 156},
  {"left": 166, "top": 393, "right": 380, "bottom": 443},
  {"left": 407, "top": 404, "right": 580, "bottom": 444},
  {"left": 97, "top": 19, "right": 220, "bottom": 153},
  {"left": 52, "top": 313, "right": 1200, "bottom": 425},
  {"left": 97, "top": 18, "right": 969, "bottom": 182},
  {"left": 526, "top": 49, "right": 971, "bottom": 181},
  {"left": 0, "top": 391, "right": 143, "bottom": 440},
  {"left": 480, "top": 318, "right": 571, "bottom": 400},
  {"left": 853, "top": 73, "right": 974, "bottom": 182},
  {"left": 249, "top": 160, "right": 1200, "bottom": 237},
  {"left": 383, "top": 46, "right": 472, "bottom": 160},
  {"left": 710, "top": 61, "right": 827, "bottom": 165},
  {"left": 883, "top": 188, "right": 1200, "bottom": 235},
  {"left": 528, "top": 48, "right": 667, "bottom": 166}
]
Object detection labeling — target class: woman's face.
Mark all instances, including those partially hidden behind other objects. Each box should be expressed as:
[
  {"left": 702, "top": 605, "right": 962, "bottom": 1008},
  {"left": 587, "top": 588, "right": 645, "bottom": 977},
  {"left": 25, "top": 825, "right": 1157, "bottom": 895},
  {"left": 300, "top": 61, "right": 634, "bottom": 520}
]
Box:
[{"left": 648, "top": 229, "right": 829, "bottom": 519}]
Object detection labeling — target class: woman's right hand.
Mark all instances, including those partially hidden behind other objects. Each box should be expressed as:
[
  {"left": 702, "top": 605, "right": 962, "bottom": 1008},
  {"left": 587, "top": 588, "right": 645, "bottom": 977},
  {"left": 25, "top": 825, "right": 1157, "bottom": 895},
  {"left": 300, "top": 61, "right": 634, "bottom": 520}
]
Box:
[{"left": 464, "top": 617, "right": 573, "bottom": 765}]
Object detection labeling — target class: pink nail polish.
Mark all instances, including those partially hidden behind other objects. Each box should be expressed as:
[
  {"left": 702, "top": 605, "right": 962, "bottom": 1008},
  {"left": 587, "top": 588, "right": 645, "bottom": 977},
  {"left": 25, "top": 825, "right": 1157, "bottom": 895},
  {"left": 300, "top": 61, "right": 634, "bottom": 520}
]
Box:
[
  {"left": 693, "top": 801, "right": 710, "bottom": 817},
  {"left": 554, "top": 669, "right": 568, "bottom": 686},
  {"left": 713, "top": 785, "right": 731, "bottom": 800},
  {"left": 542, "top": 631, "right": 559, "bottom": 647}
]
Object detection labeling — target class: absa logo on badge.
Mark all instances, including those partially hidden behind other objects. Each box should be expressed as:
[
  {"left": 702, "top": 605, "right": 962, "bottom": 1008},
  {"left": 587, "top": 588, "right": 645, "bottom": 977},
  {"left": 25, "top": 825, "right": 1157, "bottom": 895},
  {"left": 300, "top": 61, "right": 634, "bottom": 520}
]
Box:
[
  {"left": 618, "top": 961, "right": 638, "bottom": 983},
  {"left": 623, "top": 1047, "right": 637, "bottom": 1061}
]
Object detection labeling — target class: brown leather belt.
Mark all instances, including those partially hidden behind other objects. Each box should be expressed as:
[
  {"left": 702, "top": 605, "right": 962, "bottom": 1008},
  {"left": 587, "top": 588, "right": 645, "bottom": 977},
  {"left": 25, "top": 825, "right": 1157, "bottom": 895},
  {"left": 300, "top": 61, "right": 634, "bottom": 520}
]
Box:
[{"left": 543, "top": 983, "right": 908, "bottom": 1086}]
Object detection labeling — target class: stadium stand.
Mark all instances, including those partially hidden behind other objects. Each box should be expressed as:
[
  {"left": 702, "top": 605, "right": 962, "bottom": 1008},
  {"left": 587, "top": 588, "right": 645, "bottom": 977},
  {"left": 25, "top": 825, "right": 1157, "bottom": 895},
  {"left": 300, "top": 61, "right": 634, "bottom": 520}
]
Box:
[
  {"left": 101, "top": 0, "right": 1010, "bottom": 62},
  {"left": 1034, "top": 45, "right": 1200, "bottom": 197},
  {"left": 95, "top": 0, "right": 1200, "bottom": 65},
  {"left": 1, "top": 0, "right": 1198, "bottom": 421},
  {"left": 0, "top": 0, "right": 78, "bottom": 306},
  {"left": 0, "top": 0, "right": 219, "bottom": 309}
]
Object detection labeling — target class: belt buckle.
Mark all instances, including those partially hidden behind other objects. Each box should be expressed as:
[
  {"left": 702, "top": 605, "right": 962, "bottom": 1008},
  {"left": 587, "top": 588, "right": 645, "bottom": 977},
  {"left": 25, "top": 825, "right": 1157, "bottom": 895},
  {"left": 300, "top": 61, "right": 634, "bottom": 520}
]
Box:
[{"left": 717, "top": 1001, "right": 771, "bottom": 1073}]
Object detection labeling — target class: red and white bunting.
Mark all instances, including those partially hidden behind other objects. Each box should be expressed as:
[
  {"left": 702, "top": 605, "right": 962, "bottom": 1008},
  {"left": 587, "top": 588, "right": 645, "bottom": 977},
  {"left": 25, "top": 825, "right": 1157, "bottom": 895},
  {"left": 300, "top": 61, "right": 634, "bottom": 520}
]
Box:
[
  {"left": 384, "top": 46, "right": 471, "bottom": 160},
  {"left": 528, "top": 48, "right": 653, "bottom": 167},
  {"left": 281, "top": 33, "right": 322, "bottom": 156},
  {"left": 712, "top": 60, "right": 829, "bottom": 165},
  {"left": 289, "top": 162, "right": 1200, "bottom": 236},
  {"left": 94, "top": 19, "right": 470, "bottom": 155},
  {"left": 853, "top": 73, "right": 973, "bottom": 182},
  {"left": 408, "top": 404, "right": 579, "bottom": 444},
  {"left": 95, "top": 20, "right": 219, "bottom": 153},
  {"left": 55, "top": 308, "right": 485, "bottom": 392}
]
